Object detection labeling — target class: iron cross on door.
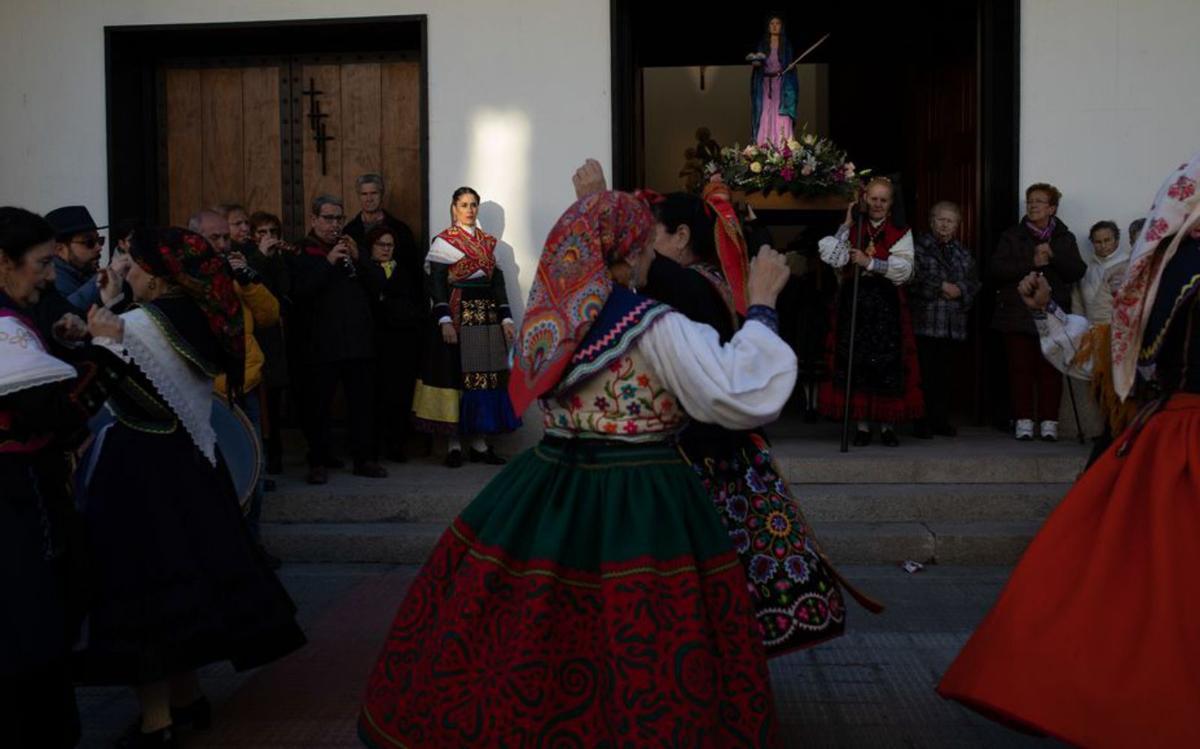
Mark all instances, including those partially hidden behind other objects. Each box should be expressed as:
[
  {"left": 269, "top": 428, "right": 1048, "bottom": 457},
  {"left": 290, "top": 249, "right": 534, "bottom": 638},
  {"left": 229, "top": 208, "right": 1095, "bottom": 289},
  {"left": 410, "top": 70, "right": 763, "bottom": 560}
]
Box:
[{"left": 302, "top": 77, "right": 334, "bottom": 175}]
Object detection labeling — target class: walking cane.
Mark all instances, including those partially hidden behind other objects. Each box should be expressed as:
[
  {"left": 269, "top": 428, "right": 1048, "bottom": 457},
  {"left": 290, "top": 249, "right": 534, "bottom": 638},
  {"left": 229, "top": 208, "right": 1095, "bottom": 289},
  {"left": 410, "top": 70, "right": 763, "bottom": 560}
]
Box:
[
  {"left": 1064, "top": 377, "right": 1086, "bottom": 445},
  {"left": 839, "top": 208, "right": 865, "bottom": 453}
]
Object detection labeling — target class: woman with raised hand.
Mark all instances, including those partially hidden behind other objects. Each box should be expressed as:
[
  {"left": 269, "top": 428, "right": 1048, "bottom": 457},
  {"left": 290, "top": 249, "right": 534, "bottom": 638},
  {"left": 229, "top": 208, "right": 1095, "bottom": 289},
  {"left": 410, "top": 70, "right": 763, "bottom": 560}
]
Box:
[
  {"left": 360, "top": 190, "right": 796, "bottom": 748},
  {"left": 939, "top": 152, "right": 1200, "bottom": 747},
  {"left": 79, "top": 228, "right": 304, "bottom": 748}
]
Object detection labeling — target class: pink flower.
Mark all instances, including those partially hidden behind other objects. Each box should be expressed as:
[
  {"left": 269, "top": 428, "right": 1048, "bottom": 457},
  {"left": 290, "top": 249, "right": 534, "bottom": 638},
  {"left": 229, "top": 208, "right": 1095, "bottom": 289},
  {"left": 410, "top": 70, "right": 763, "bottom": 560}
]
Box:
[
  {"left": 1146, "top": 217, "right": 1170, "bottom": 242},
  {"left": 780, "top": 167, "right": 795, "bottom": 181},
  {"left": 1168, "top": 176, "right": 1196, "bottom": 201},
  {"left": 781, "top": 147, "right": 792, "bottom": 159},
  {"left": 800, "top": 163, "right": 814, "bottom": 176},
  {"left": 623, "top": 422, "right": 639, "bottom": 435}
]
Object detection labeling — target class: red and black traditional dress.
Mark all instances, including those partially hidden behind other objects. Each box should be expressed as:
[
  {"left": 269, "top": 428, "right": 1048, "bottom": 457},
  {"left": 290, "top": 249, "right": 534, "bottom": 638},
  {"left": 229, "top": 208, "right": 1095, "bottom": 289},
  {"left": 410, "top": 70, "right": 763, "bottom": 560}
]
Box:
[
  {"left": 641, "top": 188, "right": 853, "bottom": 656},
  {"left": 818, "top": 219, "right": 924, "bottom": 424},
  {"left": 412, "top": 224, "right": 520, "bottom": 435},
  {"left": 360, "top": 193, "right": 793, "bottom": 748},
  {"left": 938, "top": 156, "right": 1200, "bottom": 747},
  {"left": 0, "top": 293, "right": 124, "bottom": 748}
]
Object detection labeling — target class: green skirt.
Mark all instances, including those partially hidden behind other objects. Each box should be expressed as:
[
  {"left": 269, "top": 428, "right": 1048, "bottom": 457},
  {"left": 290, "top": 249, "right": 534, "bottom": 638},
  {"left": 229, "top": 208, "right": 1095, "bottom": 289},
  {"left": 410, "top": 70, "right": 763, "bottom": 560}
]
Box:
[{"left": 360, "top": 438, "right": 780, "bottom": 748}]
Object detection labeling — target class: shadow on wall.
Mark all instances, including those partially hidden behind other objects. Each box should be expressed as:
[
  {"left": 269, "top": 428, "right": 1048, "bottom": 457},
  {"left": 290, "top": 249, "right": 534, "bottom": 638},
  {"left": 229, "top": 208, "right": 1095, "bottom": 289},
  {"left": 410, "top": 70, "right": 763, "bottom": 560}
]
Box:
[{"left": 479, "top": 200, "right": 525, "bottom": 323}]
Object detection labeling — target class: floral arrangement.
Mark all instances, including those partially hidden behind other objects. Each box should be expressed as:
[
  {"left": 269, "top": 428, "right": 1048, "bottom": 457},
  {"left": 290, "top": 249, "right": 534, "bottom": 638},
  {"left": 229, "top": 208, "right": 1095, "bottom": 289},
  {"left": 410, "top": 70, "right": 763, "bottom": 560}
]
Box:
[{"left": 703, "top": 130, "right": 865, "bottom": 198}]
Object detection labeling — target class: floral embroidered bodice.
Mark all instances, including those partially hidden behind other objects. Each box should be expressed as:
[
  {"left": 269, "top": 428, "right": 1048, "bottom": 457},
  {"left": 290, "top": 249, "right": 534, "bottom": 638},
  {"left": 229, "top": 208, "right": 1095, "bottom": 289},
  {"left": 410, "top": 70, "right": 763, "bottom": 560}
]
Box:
[{"left": 541, "top": 348, "right": 683, "bottom": 441}]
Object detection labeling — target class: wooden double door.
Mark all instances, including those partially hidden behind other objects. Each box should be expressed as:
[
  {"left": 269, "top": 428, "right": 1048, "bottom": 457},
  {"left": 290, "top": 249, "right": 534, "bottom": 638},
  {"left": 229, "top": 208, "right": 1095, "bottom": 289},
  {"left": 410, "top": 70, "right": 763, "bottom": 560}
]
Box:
[{"left": 162, "top": 56, "right": 423, "bottom": 241}]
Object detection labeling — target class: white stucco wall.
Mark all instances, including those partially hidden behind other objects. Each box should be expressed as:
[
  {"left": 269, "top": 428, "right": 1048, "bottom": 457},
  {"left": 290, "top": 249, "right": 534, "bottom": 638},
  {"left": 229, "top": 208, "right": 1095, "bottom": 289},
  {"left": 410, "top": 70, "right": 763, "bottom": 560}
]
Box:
[
  {"left": 1020, "top": 0, "right": 1200, "bottom": 256},
  {"left": 0, "top": 0, "right": 611, "bottom": 311}
]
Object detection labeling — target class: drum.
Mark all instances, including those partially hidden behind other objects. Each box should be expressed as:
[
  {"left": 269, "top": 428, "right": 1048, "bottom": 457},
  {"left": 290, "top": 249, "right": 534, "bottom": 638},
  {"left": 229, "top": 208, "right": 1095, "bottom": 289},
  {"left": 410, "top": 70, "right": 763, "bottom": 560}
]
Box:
[{"left": 77, "top": 395, "right": 262, "bottom": 513}]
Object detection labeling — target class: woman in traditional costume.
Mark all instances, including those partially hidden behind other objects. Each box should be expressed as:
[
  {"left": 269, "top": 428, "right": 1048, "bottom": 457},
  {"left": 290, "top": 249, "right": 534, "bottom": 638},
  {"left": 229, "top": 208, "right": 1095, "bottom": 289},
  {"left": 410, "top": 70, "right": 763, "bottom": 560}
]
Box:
[
  {"left": 0, "top": 207, "right": 127, "bottom": 748},
  {"left": 748, "top": 14, "right": 799, "bottom": 146},
  {"left": 412, "top": 187, "right": 520, "bottom": 467},
  {"left": 360, "top": 191, "right": 796, "bottom": 748},
  {"left": 638, "top": 184, "right": 863, "bottom": 656},
  {"left": 817, "top": 176, "right": 924, "bottom": 446},
  {"left": 938, "top": 153, "right": 1200, "bottom": 747},
  {"left": 79, "top": 228, "right": 305, "bottom": 747}
]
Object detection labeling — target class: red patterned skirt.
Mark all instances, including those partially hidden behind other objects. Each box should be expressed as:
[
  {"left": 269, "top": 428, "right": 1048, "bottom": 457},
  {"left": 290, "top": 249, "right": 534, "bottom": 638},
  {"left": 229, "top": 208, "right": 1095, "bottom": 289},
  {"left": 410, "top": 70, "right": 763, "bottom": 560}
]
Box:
[
  {"left": 938, "top": 393, "right": 1200, "bottom": 747},
  {"left": 359, "top": 440, "right": 779, "bottom": 748}
]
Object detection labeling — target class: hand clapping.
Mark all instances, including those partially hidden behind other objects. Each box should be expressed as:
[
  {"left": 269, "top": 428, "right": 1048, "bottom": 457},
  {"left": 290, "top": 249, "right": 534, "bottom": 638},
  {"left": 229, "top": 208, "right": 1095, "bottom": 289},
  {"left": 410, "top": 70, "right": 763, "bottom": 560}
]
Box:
[
  {"left": 747, "top": 246, "right": 790, "bottom": 308},
  {"left": 572, "top": 159, "right": 607, "bottom": 200}
]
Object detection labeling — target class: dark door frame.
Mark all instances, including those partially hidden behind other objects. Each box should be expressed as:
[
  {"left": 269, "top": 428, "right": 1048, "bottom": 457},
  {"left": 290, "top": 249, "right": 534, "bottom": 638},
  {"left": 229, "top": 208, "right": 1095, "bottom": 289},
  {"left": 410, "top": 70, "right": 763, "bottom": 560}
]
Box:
[
  {"left": 104, "top": 15, "right": 429, "bottom": 241},
  {"left": 610, "top": 1, "right": 1021, "bottom": 424}
]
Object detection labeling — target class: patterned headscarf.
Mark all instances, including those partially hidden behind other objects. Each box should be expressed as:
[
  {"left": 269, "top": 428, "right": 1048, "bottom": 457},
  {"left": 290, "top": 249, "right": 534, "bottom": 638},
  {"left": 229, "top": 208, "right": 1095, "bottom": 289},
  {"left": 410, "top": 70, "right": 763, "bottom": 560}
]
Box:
[
  {"left": 131, "top": 227, "right": 246, "bottom": 393},
  {"left": 508, "top": 192, "right": 655, "bottom": 415},
  {"left": 1111, "top": 152, "right": 1200, "bottom": 399}
]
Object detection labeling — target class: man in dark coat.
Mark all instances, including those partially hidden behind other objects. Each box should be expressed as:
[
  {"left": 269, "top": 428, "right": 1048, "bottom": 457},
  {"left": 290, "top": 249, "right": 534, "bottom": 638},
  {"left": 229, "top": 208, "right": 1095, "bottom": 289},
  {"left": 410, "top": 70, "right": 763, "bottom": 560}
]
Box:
[{"left": 289, "top": 194, "right": 386, "bottom": 483}]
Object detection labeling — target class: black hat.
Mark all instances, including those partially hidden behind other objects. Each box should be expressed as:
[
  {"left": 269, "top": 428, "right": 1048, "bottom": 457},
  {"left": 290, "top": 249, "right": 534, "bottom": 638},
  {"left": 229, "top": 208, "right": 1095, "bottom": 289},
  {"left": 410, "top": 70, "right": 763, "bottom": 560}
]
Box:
[{"left": 45, "top": 205, "right": 106, "bottom": 239}]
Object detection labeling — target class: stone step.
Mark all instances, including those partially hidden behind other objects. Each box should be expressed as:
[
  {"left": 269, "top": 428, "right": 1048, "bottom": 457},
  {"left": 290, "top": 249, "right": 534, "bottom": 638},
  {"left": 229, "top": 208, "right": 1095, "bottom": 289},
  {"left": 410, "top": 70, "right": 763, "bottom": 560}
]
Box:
[
  {"left": 261, "top": 519, "right": 1045, "bottom": 566},
  {"left": 796, "top": 483, "right": 1070, "bottom": 522},
  {"left": 774, "top": 451, "right": 1084, "bottom": 484},
  {"left": 262, "top": 480, "right": 1071, "bottom": 525}
]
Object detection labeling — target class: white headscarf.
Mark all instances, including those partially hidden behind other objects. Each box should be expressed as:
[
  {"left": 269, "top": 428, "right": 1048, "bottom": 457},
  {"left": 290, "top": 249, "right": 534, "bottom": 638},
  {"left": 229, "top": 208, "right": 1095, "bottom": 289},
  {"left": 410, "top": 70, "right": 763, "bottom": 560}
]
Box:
[{"left": 1111, "top": 153, "right": 1200, "bottom": 399}]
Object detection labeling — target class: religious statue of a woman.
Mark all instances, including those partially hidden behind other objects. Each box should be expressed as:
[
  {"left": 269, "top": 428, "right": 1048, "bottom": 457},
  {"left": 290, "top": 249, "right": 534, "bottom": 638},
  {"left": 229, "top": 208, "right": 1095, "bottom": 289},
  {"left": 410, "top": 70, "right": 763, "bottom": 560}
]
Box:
[{"left": 747, "top": 15, "right": 799, "bottom": 146}]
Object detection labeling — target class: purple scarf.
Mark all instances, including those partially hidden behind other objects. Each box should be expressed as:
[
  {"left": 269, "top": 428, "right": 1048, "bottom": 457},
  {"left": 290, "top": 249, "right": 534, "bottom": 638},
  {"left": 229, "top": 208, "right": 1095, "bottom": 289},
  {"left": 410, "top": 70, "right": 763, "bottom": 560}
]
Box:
[{"left": 1024, "top": 217, "right": 1056, "bottom": 243}]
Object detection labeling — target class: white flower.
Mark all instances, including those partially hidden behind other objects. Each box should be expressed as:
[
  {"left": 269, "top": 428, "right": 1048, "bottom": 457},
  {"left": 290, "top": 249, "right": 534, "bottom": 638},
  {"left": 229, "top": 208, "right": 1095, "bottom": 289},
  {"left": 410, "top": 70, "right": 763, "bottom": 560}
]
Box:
[
  {"left": 786, "top": 138, "right": 802, "bottom": 152},
  {"left": 749, "top": 161, "right": 763, "bottom": 174},
  {"left": 803, "top": 133, "right": 817, "bottom": 146}
]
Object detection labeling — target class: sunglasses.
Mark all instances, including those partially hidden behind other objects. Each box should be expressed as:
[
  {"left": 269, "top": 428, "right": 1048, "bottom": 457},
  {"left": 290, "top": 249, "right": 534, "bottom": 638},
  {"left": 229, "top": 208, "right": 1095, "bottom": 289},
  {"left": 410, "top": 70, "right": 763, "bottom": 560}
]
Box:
[{"left": 72, "top": 235, "right": 106, "bottom": 249}]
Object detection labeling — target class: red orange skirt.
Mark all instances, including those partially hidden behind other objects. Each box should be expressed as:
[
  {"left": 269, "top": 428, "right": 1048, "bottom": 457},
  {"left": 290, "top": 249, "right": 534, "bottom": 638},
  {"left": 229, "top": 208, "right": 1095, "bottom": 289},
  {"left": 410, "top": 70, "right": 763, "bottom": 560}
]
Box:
[{"left": 938, "top": 393, "right": 1200, "bottom": 747}]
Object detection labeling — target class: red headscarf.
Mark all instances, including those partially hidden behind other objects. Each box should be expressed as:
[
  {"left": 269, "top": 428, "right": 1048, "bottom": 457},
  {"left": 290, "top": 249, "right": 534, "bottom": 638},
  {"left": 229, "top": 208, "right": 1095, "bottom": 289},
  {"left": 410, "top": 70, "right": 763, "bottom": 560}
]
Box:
[
  {"left": 131, "top": 228, "right": 246, "bottom": 393},
  {"left": 702, "top": 180, "right": 750, "bottom": 315},
  {"left": 508, "top": 192, "right": 655, "bottom": 415}
]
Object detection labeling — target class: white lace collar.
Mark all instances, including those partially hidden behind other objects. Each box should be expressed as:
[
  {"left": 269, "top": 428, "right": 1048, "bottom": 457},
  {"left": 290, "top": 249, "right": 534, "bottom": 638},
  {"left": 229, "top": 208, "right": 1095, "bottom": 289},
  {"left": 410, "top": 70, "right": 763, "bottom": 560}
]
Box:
[
  {"left": 0, "top": 313, "right": 76, "bottom": 397},
  {"left": 121, "top": 308, "right": 217, "bottom": 464}
]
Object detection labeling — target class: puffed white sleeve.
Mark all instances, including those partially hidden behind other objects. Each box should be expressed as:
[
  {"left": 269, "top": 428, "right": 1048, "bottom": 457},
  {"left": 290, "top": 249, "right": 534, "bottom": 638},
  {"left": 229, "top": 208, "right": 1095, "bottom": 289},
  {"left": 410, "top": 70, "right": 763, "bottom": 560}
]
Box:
[
  {"left": 636, "top": 311, "right": 797, "bottom": 429},
  {"left": 818, "top": 224, "right": 851, "bottom": 268},
  {"left": 867, "top": 229, "right": 914, "bottom": 285},
  {"left": 1034, "top": 303, "right": 1094, "bottom": 380}
]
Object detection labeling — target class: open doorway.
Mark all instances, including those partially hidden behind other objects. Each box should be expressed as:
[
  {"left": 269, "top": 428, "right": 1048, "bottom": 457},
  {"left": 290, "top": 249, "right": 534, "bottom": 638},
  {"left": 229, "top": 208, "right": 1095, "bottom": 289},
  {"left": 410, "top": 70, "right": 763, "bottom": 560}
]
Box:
[{"left": 611, "top": 0, "right": 1020, "bottom": 424}]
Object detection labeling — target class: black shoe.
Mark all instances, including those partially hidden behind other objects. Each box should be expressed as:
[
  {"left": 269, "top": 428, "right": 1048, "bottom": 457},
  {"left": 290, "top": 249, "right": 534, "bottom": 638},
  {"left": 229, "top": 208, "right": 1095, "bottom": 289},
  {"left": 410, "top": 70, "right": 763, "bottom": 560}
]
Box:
[
  {"left": 255, "top": 543, "right": 282, "bottom": 571},
  {"left": 445, "top": 449, "right": 464, "bottom": 468},
  {"left": 913, "top": 421, "right": 934, "bottom": 439},
  {"left": 323, "top": 457, "right": 346, "bottom": 470},
  {"left": 115, "top": 724, "right": 178, "bottom": 748},
  {"left": 932, "top": 423, "right": 958, "bottom": 437},
  {"left": 852, "top": 430, "right": 872, "bottom": 447},
  {"left": 170, "top": 696, "right": 212, "bottom": 731},
  {"left": 468, "top": 447, "right": 506, "bottom": 465},
  {"left": 881, "top": 429, "right": 900, "bottom": 448},
  {"left": 353, "top": 461, "right": 389, "bottom": 478}
]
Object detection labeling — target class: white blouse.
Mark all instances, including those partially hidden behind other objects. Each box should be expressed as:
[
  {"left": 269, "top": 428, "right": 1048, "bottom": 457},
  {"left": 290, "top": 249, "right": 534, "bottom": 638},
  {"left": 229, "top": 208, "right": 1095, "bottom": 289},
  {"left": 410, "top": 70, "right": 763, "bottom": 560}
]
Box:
[{"left": 636, "top": 312, "right": 797, "bottom": 430}]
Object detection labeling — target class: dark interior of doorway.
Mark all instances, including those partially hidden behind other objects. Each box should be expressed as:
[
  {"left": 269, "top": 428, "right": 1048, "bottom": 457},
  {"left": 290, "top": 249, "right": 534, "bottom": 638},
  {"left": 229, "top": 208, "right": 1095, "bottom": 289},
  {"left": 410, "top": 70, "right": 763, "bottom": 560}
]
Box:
[
  {"left": 612, "top": 0, "right": 1020, "bottom": 426},
  {"left": 104, "top": 16, "right": 428, "bottom": 240}
]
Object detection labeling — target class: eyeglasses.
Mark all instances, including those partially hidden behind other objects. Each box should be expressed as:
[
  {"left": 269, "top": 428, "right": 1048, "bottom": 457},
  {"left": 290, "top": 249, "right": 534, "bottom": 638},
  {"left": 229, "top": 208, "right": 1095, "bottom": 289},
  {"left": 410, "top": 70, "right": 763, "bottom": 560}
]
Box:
[
  {"left": 373, "top": 241, "right": 395, "bottom": 249},
  {"left": 317, "top": 214, "right": 345, "bottom": 223},
  {"left": 72, "top": 235, "right": 106, "bottom": 249},
  {"left": 1026, "top": 199, "right": 1052, "bottom": 206},
  {"left": 255, "top": 227, "right": 281, "bottom": 237}
]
